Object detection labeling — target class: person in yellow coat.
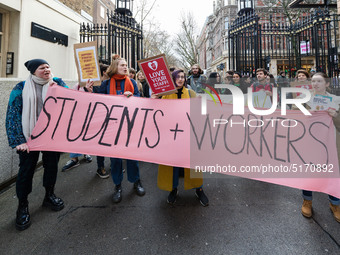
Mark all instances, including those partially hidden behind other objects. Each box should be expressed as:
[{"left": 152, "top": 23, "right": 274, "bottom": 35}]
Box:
[{"left": 152, "top": 69, "right": 209, "bottom": 206}]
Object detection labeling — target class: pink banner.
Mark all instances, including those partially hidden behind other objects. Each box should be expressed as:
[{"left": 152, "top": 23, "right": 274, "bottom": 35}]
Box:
[{"left": 27, "top": 85, "right": 340, "bottom": 198}]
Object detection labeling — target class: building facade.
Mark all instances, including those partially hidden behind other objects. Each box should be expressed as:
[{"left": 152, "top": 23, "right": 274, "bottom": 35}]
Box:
[
  {"left": 0, "top": 0, "right": 100, "bottom": 187},
  {"left": 197, "top": 0, "right": 238, "bottom": 74}
]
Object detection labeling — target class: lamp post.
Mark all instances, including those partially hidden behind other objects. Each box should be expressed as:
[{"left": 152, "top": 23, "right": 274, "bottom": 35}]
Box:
[
  {"left": 237, "top": 0, "right": 254, "bottom": 16},
  {"left": 115, "top": 0, "right": 134, "bottom": 16}
]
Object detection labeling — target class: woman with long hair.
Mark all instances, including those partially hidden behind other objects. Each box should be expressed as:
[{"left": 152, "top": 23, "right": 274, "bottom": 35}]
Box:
[
  {"left": 93, "top": 54, "right": 145, "bottom": 203},
  {"left": 136, "top": 70, "right": 150, "bottom": 98},
  {"left": 294, "top": 72, "right": 340, "bottom": 222}
]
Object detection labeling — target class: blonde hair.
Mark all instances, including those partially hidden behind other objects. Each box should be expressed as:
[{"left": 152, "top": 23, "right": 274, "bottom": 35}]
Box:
[
  {"left": 135, "top": 70, "right": 145, "bottom": 95},
  {"left": 106, "top": 54, "right": 126, "bottom": 77}
]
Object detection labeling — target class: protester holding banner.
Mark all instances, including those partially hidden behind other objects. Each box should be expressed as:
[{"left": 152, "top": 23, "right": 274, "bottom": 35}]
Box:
[
  {"left": 293, "top": 72, "right": 340, "bottom": 222},
  {"left": 6, "top": 59, "right": 67, "bottom": 230},
  {"left": 153, "top": 69, "right": 209, "bottom": 206},
  {"left": 92, "top": 54, "right": 145, "bottom": 203}
]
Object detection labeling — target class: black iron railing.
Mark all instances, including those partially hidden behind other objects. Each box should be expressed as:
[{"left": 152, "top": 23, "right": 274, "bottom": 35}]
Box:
[{"left": 80, "top": 10, "right": 143, "bottom": 69}]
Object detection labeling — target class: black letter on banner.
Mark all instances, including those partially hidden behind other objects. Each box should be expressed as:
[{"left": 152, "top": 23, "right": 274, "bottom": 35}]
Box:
[
  {"left": 67, "top": 102, "right": 92, "bottom": 142},
  {"left": 224, "top": 115, "right": 246, "bottom": 154},
  {"left": 273, "top": 117, "right": 286, "bottom": 162},
  {"left": 51, "top": 97, "right": 75, "bottom": 139},
  {"left": 83, "top": 102, "right": 111, "bottom": 141},
  {"left": 138, "top": 108, "right": 154, "bottom": 148},
  {"left": 260, "top": 117, "right": 273, "bottom": 158},
  {"left": 30, "top": 96, "right": 56, "bottom": 140},
  {"left": 287, "top": 119, "right": 306, "bottom": 163},
  {"left": 145, "top": 109, "right": 163, "bottom": 148},
  {"left": 247, "top": 114, "right": 259, "bottom": 156},
  {"left": 187, "top": 113, "right": 223, "bottom": 150},
  {"left": 98, "top": 105, "right": 123, "bottom": 146},
  {"left": 309, "top": 122, "right": 329, "bottom": 164},
  {"left": 114, "top": 107, "right": 139, "bottom": 147}
]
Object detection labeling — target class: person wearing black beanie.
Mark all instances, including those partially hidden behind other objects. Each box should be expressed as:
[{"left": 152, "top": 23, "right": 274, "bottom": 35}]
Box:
[
  {"left": 5, "top": 58, "right": 68, "bottom": 231},
  {"left": 24, "top": 59, "right": 49, "bottom": 74}
]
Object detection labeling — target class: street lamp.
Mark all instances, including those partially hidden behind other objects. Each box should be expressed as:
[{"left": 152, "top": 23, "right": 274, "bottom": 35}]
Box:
[
  {"left": 237, "top": 0, "right": 254, "bottom": 16},
  {"left": 116, "top": 0, "right": 134, "bottom": 16}
]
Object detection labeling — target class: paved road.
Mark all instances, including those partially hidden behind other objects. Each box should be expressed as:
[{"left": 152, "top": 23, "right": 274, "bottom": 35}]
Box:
[{"left": 0, "top": 154, "right": 339, "bottom": 254}]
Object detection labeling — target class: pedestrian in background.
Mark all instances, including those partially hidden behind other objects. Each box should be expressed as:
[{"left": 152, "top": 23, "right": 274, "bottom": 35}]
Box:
[
  {"left": 186, "top": 64, "right": 207, "bottom": 93},
  {"left": 232, "top": 72, "right": 248, "bottom": 93},
  {"left": 136, "top": 70, "right": 151, "bottom": 98},
  {"left": 207, "top": 72, "right": 222, "bottom": 94}
]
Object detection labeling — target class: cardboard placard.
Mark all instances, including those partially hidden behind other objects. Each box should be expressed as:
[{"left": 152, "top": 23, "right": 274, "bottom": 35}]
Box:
[
  {"left": 74, "top": 41, "right": 101, "bottom": 86},
  {"left": 138, "top": 54, "right": 177, "bottom": 96}
]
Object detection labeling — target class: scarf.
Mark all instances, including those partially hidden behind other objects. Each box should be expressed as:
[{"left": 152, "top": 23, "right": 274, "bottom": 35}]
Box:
[
  {"left": 22, "top": 74, "right": 52, "bottom": 141},
  {"left": 109, "top": 74, "right": 134, "bottom": 95}
]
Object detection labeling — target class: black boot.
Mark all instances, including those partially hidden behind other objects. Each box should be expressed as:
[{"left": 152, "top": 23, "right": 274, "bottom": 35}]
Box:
[
  {"left": 16, "top": 200, "right": 31, "bottom": 231},
  {"left": 112, "top": 184, "right": 122, "bottom": 203},
  {"left": 133, "top": 180, "right": 145, "bottom": 196},
  {"left": 42, "top": 186, "right": 64, "bottom": 211}
]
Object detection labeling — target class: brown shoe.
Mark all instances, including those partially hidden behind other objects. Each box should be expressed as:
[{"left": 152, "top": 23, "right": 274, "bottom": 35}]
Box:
[
  {"left": 301, "top": 199, "right": 312, "bottom": 218},
  {"left": 330, "top": 203, "right": 340, "bottom": 223}
]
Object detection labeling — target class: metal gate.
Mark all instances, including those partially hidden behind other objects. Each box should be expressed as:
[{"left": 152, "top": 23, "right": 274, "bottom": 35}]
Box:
[
  {"left": 80, "top": 10, "right": 143, "bottom": 69},
  {"left": 229, "top": 8, "right": 340, "bottom": 79}
]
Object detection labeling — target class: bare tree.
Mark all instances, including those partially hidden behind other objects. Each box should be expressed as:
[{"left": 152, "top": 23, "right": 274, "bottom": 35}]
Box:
[
  {"left": 134, "top": 0, "right": 178, "bottom": 66},
  {"left": 143, "top": 22, "right": 178, "bottom": 66},
  {"left": 174, "top": 12, "right": 199, "bottom": 70},
  {"left": 134, "top": 0, "right": 158, "bottom": 27}
]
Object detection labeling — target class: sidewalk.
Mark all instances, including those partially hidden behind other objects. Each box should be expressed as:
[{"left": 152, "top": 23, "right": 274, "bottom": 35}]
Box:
[{"left": 0, "top": 153, "right": 339, "bottom": 254}]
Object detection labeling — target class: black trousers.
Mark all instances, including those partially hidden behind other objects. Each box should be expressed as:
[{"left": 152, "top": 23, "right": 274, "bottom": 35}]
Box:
[{"left": 16, "top": 151, "right": 60, "bottom": 201}]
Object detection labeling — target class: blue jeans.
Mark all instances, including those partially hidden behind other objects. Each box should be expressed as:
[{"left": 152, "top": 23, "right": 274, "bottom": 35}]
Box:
[
  {"left": 110, "top": 158, "right": 140, "bottom": 185},
  {"left": 302, "top": 190, "right": 340, "bottom": 205},
  {"left": 70, "top": 153, "right": 82, "bottom": 158}
]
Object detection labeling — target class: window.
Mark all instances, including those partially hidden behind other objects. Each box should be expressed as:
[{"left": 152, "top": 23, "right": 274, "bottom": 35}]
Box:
[
  {"left": 100, "top": 5, "right": 105, "bottom": 19},
  {"left": 225, "top": 17, "right": 229, "bottom": 30}
]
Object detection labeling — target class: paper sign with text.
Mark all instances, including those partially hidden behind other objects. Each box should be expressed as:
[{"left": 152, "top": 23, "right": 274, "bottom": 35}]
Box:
[
  {"left": 138, "top": 54, "right": 177, "bottom": 96},
  {"left": 310, "top": 94, "right": 333, "bottom": 111},
  {"left": 74, "top": 41, "right": 101, "bottom": 86}
]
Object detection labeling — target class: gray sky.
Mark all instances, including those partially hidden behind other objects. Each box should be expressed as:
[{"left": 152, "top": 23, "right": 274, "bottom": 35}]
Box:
[{"left": 135, "top": 0, "right": 214, "bottom": 36}]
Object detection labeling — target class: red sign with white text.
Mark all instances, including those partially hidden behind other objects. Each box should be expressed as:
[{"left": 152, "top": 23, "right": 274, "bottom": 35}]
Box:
[{"left": 138, "top": 54, "right": 177, "bottom": 96}]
